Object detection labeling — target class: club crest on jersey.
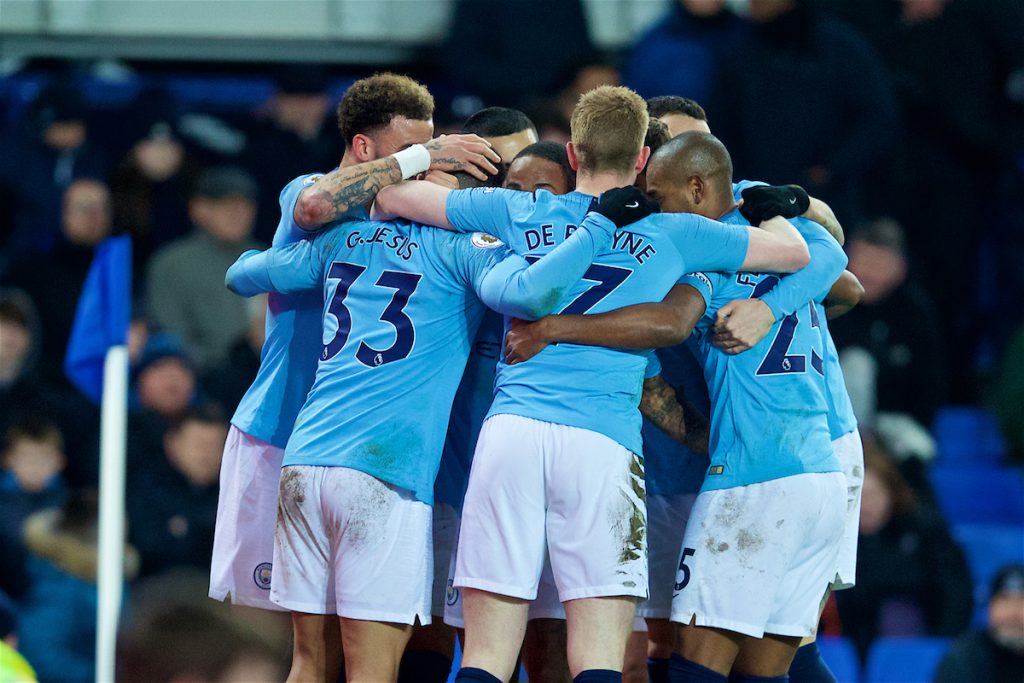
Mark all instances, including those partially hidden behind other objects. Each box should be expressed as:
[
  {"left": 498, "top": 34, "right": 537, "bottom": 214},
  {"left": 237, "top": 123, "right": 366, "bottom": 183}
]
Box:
[
  {"left": 253, "top": 562, "right": 273, "bottom": 589},
  {"left": 708, "top": 465, "right": 725, "bottom": 476},
  {"left": 471, "top": 233, "right": 504, "bottom": 249}
]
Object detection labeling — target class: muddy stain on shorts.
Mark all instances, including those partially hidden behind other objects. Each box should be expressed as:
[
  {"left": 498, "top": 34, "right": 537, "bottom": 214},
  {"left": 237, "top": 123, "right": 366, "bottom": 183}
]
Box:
[
  {"left": 705, "top": 537, "right": 730, "bottom": 554},
  {"left": 339, "top": 473, "right": 396, "bottom": 552},
  {"left": 610, "top": 454, "right": 647, "bottom": 565}
]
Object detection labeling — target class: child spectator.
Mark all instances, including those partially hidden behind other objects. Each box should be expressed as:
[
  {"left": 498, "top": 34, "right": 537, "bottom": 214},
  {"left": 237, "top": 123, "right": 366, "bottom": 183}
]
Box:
[
  {"left": 0, "top": 420, "right": 68, "bottom": 543},
  {"left": 127, "top": 406, "right": 227, "bottom": 578}
]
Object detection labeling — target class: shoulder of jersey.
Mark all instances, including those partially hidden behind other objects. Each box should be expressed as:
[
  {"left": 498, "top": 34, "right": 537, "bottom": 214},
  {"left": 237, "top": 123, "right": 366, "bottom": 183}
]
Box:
[
  {"left": 470, "top": 233, "right": 504, "bottom": 249},
  {"left": 303, "top": 174, "right": 324, "bottom": 186}
]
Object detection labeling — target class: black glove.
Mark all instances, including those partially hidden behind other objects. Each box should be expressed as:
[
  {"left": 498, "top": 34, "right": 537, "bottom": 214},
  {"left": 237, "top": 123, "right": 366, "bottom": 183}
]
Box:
[
  {"left": 591, "top": 186, "right": 660, "bottom": 228},
  {"left": 739, "top": 184, "right": 810, "bottom": 225}
]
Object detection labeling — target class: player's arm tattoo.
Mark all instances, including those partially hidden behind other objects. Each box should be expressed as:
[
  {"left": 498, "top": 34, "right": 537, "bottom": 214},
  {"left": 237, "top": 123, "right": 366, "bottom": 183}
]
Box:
[
  {"left": 295, "top": 157, "right": 403, "bottom": 229},
  {"left": 640, "top": 375, "right": 710, "bottom": 455}
]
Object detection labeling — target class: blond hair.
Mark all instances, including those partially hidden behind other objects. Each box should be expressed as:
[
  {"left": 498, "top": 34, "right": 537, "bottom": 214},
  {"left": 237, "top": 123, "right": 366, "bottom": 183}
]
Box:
[{"left": 570, "top": 86, "right": 649, "bottom": 176}]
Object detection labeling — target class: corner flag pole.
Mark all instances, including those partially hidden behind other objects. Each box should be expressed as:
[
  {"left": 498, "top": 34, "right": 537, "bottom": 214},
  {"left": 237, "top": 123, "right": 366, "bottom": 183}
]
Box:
[{"left": 95, "top": 344, "right": 129, "bottom": 683}]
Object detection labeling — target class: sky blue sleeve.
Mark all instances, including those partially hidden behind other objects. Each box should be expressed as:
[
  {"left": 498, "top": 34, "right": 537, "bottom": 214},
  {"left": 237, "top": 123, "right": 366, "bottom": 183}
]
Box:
[
  {"left": 758, "top": 217, "right": 848, "bottom": 320},
  {"left": 678, "top": 271, "right": 717, "bottom": 310},
  {"left": 659, "top": 214, "right": 750, "bottom": 274},
  {"left": 645, "top": 352, "right": 662, "bottom": 379},
  {"left": 273, "top": 173, "right": 323, "bottom": 247},
  {"left": 445, "top": 188, "right": 524, "bottom": 242},
  {"left": 225, "top": 235, "right": 328, "bottom": 296},
  {"left": 471, "top": 212, "right": 616, "bottom": 320}
]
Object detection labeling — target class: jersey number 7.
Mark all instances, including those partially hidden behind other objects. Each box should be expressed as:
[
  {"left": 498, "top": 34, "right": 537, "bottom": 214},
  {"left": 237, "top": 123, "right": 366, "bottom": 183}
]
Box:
[
  {"left": 525, "top": 256, "right": 632, "bottom": 314},
  {"left": 322, "top": 261, "right": 422, "bottom": 366}
]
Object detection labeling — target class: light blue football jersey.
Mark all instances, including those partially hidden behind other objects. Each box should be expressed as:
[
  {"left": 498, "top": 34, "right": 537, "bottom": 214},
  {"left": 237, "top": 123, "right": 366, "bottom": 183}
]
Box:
[
  {"left": 732, "top": 179, "right": 857, "bottom": 440},
  {"left": 231, "top": 172, "right": 365, "bottom": 448},
  {"left": 642, "top": 345, "right": 710, "bottom": 497},
  {"left": 434, "top": 310, "right": 502, "bottom": 511},
  {"left": 445, "top": 188, "right": 751, "bottom": 454},
  {"left": 681, "top": 208, "right": 840, "bottom": 491},
  {"left": 225, "top": 213, "right": 613, "bottom": 504}
]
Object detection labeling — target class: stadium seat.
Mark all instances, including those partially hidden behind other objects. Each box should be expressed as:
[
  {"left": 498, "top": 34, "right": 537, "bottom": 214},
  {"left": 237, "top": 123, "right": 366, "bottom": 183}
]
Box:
[
  {"left": 929, "top": 465, "right": 1024, "bottom": 524},
  {"left": 932, "top": 406, "right": 1007, "bottom": 466},
  {"left": 864, "top": 637, "right": 951, "bottom": 683},
  {"left": 952, "top": 523, "right": 1024, "bottom": 625},
  {"left": 817, "top": 636, "right": 860, "bottom": 683}
]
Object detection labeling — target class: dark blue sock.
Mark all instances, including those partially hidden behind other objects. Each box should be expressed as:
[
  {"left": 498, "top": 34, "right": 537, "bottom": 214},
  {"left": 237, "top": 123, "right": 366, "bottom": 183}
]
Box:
[
  {"left": 669, "top": 653, "right": 727, "bottom": 683},
  {"left": 648, "top": 657, "right": 671, "bottom": 683},
  {"left": 398, "top": 649, "right": 453, "bottom": 683},
  {"left": 787, "top": 642, "right": 836, "bottom": 683},
  {"left": 574, "top": 670, "right": 622, "bottom": 683},
  {"left": 730, "top": 674, "right": 789, "bottom": 683},
  {"left": 455, "top": 667, "right": 502, "bottom": 683}
]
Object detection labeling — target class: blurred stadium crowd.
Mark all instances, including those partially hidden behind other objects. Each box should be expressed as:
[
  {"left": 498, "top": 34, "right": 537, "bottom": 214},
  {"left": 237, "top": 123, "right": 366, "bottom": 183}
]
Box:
[{"left": 0, "top": 0, "right": 1021, "bottom": 681}]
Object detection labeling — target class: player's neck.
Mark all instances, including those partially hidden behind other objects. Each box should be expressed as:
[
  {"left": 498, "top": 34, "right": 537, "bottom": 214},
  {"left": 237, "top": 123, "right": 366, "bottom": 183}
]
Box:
[
  {"left": 713, "top": 200, "right": 739, "bottom": 220},
  {"left": 575, "top": 170, "right": 638, "bottom": 198},
  {"left": 339, "top": 150, "right": 359, "bottom": 169}
]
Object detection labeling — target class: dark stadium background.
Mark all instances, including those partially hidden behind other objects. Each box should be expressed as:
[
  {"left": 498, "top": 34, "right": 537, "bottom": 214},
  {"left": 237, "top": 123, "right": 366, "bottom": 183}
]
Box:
[{"left": 0, "top": 1, "right": 1021, "bottom": 681}]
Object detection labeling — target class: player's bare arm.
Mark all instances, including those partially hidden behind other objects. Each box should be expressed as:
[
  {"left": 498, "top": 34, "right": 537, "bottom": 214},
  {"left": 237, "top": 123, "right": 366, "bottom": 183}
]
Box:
[
  {"left": 503, "top": 284, "right": 707, "bottom": 364},
  {"left": 640, "top": 375, "right": 710, "bottom": 455},
  {"left": 824, "top": 270, "right": 864, "bottom": 319},
  {"left": 296, "top": 134, "right": 499, "bottom": 229},
  {"left": 371, "top": 179, "right": 454, "bottom": 229},
  {"left": 804, "top": 196, "right": 845, "bottom": 245},
  {"left": 739, "top": 216, "right": 810, "bottom": 273}
]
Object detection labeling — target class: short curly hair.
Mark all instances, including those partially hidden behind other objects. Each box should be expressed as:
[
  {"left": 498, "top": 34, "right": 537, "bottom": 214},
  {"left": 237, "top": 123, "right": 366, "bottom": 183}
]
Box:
[{"left": 337, "top": 73, "right": 435, "bottom": 147}]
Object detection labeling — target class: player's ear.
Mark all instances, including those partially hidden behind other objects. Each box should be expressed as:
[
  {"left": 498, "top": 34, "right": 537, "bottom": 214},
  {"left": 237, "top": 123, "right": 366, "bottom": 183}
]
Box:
[
  {"left": 634, "top": 146, "right": 651, "bottom": 174},
  {"left": 351, "top": 133, "right": 374, "bottom": 163},
  {"left": 565, "top": 142, "right": 580, "bottom": 172},
  {"left": 690, "top": 176, "right": 704, "bottom": 206}
]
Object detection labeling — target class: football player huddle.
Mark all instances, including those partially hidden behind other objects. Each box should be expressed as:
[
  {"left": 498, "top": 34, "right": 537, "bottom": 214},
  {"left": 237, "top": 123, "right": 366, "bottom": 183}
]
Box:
[{"left": 210, "top": 73, "right": 863, "bottom": 683}]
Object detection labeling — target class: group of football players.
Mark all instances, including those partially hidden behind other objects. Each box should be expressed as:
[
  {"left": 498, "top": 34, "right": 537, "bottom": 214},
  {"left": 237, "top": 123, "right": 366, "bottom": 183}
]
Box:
[{"left": 208, "top": 72, "right": 864, "bottom": 683}]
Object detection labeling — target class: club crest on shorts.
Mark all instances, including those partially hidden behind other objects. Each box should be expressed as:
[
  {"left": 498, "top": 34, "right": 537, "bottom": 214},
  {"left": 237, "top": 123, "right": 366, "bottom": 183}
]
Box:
[
  {"left": 253, "top": 562, "right": 273, "bottom": 590},
  {"left": 446, "top": 578, "right": 460, "bottom": 606},
  {"left": 471, "top": 232, "right": 504, "bottom": 249}
]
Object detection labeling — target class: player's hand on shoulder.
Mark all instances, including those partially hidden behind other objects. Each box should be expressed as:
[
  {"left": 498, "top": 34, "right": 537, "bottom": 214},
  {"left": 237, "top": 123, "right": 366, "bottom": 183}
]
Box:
[
  {"left": 425, "top": 134, "right": 501, "bottom": 182},
  {"left": 504, "top": 317, "right": 551, "bottom": 365},
  {"left": 739, "top": 184, "right": 810, "bottom": 226},
  {"left": 422, "top": 169, "right": 461, "bottom": 189},
  {"left": 712, "top": 298, "right": 775, "bottom": 354},
  {"left": 591, "top": 186, "right": 660, "bottom": 228}
]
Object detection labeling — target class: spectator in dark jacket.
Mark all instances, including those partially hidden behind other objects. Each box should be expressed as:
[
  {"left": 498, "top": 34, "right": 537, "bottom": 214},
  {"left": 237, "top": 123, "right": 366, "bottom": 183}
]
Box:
[
  {"left": 127, "top": 406, "right": 226, "bottom": 577},
  {"left": 934, "top": 564, "right": 1024, "bottom": 683},
  {"left": 624, "top": 0, "right": 745, "bottom": 105},
  {"left": 6, "top": 178, "right": 113, "bottom": 383},
  {"left": 829, "top": 218, "right": 948, "bottom": 426},
  {"left": 836, "top": 440, "right": 973, "bottom": 660},
  {"left": 0, "top": 82, "right": 106, "bottom": 261},
  {"left": 710, "top": 0, "right": 898, "bottom": 225}
]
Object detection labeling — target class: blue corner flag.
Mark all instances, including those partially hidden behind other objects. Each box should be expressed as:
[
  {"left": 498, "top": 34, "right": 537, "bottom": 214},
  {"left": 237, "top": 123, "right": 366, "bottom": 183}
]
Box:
[{"left": 64, "top": 235, "right": 132, "bottom": 403}]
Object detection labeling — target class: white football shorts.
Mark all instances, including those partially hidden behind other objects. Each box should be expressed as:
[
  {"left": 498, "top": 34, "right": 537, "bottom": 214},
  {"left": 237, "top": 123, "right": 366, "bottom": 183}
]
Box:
[
  {"left": 455, "top": 414, "right": 648, "bottom": 603},
  {"left": 209, "top": 426, "right": 287, "bottom": 611},
  {"left": 670, "top": 472, "right": 846, "bottom": 638},
  {"left": 832, "top": 429, "right": 864, "bottom": 591},
  {"left": 444, "top": 507, "right": 565, "bottom": 627},
  {"left": 271, "top": 465, "right": 432, "bottom": 625}
]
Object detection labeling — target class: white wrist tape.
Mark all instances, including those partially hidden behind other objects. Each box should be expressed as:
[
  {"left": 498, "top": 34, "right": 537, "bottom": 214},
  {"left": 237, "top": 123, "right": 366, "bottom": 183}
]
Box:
[{"left": 393, "top": 144, "right": 431, "bottom": 179}]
